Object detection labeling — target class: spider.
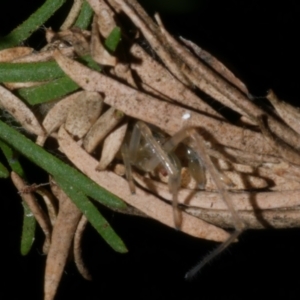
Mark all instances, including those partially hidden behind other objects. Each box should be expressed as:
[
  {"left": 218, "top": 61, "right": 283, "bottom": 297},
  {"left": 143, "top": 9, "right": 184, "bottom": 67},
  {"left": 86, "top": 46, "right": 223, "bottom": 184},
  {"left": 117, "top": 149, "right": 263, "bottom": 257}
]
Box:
[
  {"left": 120, "top": 121, "right": 206, "bottom": 229},
  {"left": 119, "top": 120, "right": 245, "bottom": 278}
]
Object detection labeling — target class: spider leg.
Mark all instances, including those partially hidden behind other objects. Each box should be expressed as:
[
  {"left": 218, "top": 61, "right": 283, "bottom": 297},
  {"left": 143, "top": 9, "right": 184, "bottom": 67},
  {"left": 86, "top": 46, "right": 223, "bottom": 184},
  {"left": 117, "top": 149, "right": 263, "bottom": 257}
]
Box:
[
  {"left": 131, "top": 121, "right": 182, "bottom": 228},
  {"left": 149, "top": 125, "right": 244, "bottom": 276},
  {"left": 121, "top": 142, "right": 136, "bottom": 194},
  {"left": 186, "top": 147, "right": 206, "bottom": 189},
  {"left": 121, "top": 122, "right": 144, "bottom": 194},
  {"left": 185, "top": 129, "right": 245, "bottom": 279},
  {"left": 162, "top": 129, "right": 207, "bottom": 188}
]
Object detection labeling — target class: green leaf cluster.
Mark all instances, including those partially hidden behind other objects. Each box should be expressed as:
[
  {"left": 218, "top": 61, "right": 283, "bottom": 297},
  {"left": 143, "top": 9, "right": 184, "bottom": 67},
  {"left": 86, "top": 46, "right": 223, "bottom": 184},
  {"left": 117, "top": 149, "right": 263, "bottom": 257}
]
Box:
[{"left": 0, "top": 0, "right": 126, "bottom": 255}]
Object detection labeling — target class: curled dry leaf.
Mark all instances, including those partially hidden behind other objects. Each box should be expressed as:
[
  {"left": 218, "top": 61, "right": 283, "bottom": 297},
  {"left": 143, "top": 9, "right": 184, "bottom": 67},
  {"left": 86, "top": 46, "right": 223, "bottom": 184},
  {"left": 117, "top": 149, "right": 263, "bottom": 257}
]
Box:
[
  {"left": 39, "top": 91, "right": 102, "bottom": 145},
  {"left": 65, "top": 91, "right": 103, "bottom": 139},
  {"left": 35, "top": 187, "right": 58, "bottom": 226},
  {"left": 0, "top": 47, "right": 33, "bottom": 62},
  {"left": 256, "top": 162, "right": 300, "bottom": 191},
  {"left": 44, "top": 182, "right": 83, "bottom": 300},
  {"left": 154, "top": 13, "right": 250, "bottom": 118},
  {"left": 97, "top": 121, "right": 128, "bottom": 170},
  {"left": 73, "top": 215, "right": 92, "bottom": 280},
  {"left": 11, "top": 172, "right": 52, "bottom": 254},
  {"left": 60, "top": 0, "right": 84, "bottom": 30},
  {"left": 88, "top": 0, "right": 116, "bottom": 38},
  {"left": 91, "top": 15, "right": 117, "bottom": 66},
  {"left": 129, "top": 44, "right": 221, "bottom": 118},
  {"left": 186, "top": 206, "right": 300, "bottom": 229},
  {"left": 108, "top": 0, "right": 191, "bottom": 86},
  {"left": 13, "top": 46, "right": 74, "bottom": 63},
  {"left": 0, "top": 85, "right": 45, "bottom": 137},
  {"left": 41, "top": 91, "right": 84, "bottom": 137},
  {"left": 88, "top": 0, "right": 118, "bottom": 66},
  {"left": 179, "top": 36, "right": 249, "bottom": 95},
  {"left": 133, "top": 173, "right": 300, "bottom": 212},
  {"left": 185, "top": 169, "right": 268, "bottom": 191},
  {"left": 215, "top": 159, "right": 300, "bottom": 191},
  {"left": 267, "top": 89, "right": 300, "bottom": 135},
  {"left": 257, "top": 116, "right": 300, "bottom": 166},
  {"left": 218, "top": 147, "right": 280, "bottom": 165},
  {"left": 111, "top": 60, "right": 138, "bottom": 88},
  {"left": 83, "top": 107, "right": 124, "bottom": 153}
]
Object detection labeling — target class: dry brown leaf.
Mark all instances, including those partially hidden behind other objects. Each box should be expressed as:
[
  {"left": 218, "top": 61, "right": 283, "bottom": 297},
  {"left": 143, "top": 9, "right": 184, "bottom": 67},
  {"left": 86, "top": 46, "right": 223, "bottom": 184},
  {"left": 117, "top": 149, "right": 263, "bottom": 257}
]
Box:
[
  {"left": 13, "top": 46, "right": 74, "bottom": 63},
  {"left": 60, "top": 0, "right": 83, "bottom": 30},
  {"left": 267, "top": 89, "right": 300, "bottom": 135},
  {"left": 108, "top": 0, "right": 191, "bottom": 86},
  {"left": 53, "top": 51, "right": 277, "bottom": 157},
  {"left": 41, "top": 91, "right": 84, "bottom": 136},
  {"left": 44, "top": 182, "right": 82, "bottom": 300},
  {"left": 83, "top": 107, "right": 124, "bottom": 153},
  {"left": 129, "top": 44, "right": 221, "bottom": 117},
  {"left": 90, "top": 15, "right": 117, "bottom": 66},
  {"left": 0, "top": 47, "right": 33, "bottom": 62},
  {"left": 35, "top": 187, "right": 58, "bottom": 226},
  {"left": 111, "top": 0, "right": 300, "bottom": 153},
  {"left": 65, "top": 91, "right": 103, "bottom": 138},
  {"left": 11, "top": 172, "right": 52, "bottom": 253},
  {"left": 97, "top": 122, "right": 128, "bottom": 170},
  {"left": 179, "top": 36, "right": 249, "bottom": 95},
  {"left": 133, "top": 174, "right": 300, "bottom": 212},
  {"left": 257, "top": 116, "right": 300, "bottom": 165},
  {"left": 73, "top": 215, "right": 92, "bottom": 280},
  {"left": 88, "top": 0, "right": 116, "bottom": 37},
  {"left": 0, "top": 85, "right": 45, "bottom": 137},
  {"left": 186, "top": 206, "right": 300, "bottom": 229}
]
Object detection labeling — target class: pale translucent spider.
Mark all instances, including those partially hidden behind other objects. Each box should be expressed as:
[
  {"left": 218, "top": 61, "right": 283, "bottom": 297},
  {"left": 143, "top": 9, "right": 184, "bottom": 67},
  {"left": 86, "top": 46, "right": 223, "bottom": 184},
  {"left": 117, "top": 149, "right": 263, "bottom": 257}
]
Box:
[{"left": 121, "top": 121, "right": 206, "bottom": 229}]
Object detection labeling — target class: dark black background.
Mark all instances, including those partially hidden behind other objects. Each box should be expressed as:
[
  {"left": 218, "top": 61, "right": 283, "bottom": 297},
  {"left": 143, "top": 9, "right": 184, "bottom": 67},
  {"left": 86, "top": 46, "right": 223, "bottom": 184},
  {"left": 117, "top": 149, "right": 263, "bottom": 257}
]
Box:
[{"left": 1, "top": 1, "right": 300, "bottom": 299}]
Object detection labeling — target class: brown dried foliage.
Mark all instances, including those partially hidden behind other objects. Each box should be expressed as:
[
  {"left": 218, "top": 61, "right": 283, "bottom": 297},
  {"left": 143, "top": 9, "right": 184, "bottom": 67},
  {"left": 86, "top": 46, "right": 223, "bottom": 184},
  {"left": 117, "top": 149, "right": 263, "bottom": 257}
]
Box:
[{"left": 4, "top": 0, "right": 300, "bottom": 299}]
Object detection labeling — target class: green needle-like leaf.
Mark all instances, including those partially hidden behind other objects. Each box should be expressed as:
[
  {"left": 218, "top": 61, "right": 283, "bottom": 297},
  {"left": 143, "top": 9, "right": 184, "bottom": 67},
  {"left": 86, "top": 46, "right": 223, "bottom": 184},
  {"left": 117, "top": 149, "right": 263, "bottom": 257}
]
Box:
[
  {"left": 0, "top": 120, "right": 126, "bottom": 210},
  {"left": 1, "top": 121, "right": 39, "bottom": 256},
  {"left": 0, "top": 161, "right": 9, "bottom": 178},
  {"left": 17, "top": 76, "right": 79, "bottom": 105},
  {"left": 74, "top": 0, "right": 94, "bottom": 29},
  {"left": 79, "top": 55, "right": 102, "bottom": 72},
  {"left": 16, "top": 56, "right": 100, "bottom": 105},
  {"left": 0, "top": 141, "right": 36, "bottom": 254},
  {"left": 105, "top": 27, "right": 121, "bottom": 52},
  {"left": 0, "top": 140, "right": 25, "bottom": 177},
  {"left": 0, "top": 61, "right": 65, "bottom": 82},
  {"left": 0, "top": 0, "right": 66, "bottom": 50},
  {"left": 20, "top": 202, "right": 36, "bottom": 256},
  {"left": 57, "top": 177, "right": 127, "bottom": 253},
  {"left": 0, "top": 52, "right": 101, "bottom": 84}
]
